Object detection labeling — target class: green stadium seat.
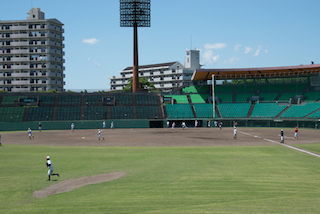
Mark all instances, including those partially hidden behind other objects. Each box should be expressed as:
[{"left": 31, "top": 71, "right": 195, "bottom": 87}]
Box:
[
  {"left": 251, "top": 103, "right": 287, "bottom": 118},
  {"left": 280, "top": 103, "right": 320, "bottom": 118},
  {"left": 164, "top": 95, "right": 189, "bottom": 104},
  {"left": 27, "top": 107, "right": 54, "bottom": 121},
  {"left": 136, "top": 106, "right": 159, "bottom": 119},
  {"left": 216, "top": 93, "right": 233, "bottom": 103},
  {"left": 56, "top": 107, "right": 81, "bottom": 120},
  {"left": 0, "top": 107, "right": 25, "bottom": 122},
  {"left": 218, "top": 103, "right": 251, "bottom": 118},
  {"left": 194, "top": 103, "right": 217, "bottom": 118},
  {"left": 135, "top": 95, "right": 158, "bottom": 105},
  {"left": 110, "top": 106, "right": 133, "bottom": 119},
  {"left": 166, "top": 104, "right": 194, "bottom": 118},
  {"left": 190, "top": 94, "right": 209, "bottom": 103},
  {"left": 236, "top": 93, "right": 255, "bottom": 102},
  {"left": 304, "top": 92, "right": 320, "bottom": 102}
]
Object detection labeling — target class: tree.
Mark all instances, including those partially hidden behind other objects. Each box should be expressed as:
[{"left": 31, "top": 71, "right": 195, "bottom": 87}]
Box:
[{"left": 122, "top": 77, "right": 157, "bottom": 92}]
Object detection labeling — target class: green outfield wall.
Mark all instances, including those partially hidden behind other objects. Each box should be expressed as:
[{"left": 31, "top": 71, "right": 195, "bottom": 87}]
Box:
[{"left": 0, "top": 118, "right": 319, "bottom": 132}]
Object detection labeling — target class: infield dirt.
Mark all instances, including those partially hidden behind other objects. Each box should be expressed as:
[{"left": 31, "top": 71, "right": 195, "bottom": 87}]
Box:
[{"left": 2, "top": 127, "right": 319, "bottom": 147}]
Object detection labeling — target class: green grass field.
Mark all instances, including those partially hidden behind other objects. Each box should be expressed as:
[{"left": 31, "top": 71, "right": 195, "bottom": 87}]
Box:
[{"left": 1, "top": 144, "right": 320, "bottom": 213}]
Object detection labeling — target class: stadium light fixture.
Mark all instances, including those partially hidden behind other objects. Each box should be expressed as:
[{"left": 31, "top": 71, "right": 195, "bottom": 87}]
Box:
[{"left": 120, "top": 0, "right": 151, "bottom": 92}]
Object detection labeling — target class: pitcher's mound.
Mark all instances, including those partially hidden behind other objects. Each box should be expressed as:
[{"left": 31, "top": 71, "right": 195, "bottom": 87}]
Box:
[{"left": 33, "top": 172, "right": 126, "bottom": 198}]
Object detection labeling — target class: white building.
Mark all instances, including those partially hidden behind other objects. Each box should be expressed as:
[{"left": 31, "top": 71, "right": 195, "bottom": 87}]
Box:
[
  {"left": 0, "top": 8, "right": 65, "bottom": 92},
  {"left": 109, "top": 49, "right": 201, "bottom": 92}
]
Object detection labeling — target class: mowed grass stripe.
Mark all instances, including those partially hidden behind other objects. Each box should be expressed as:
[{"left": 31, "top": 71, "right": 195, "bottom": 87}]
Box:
[{"left": 1, "top": 145, "right": 320, "bottom": 213}]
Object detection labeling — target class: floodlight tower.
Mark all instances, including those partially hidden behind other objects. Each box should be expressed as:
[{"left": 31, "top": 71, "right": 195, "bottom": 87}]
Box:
[{"left": 120, "top": 0, "right": 151, "bottom": 92}]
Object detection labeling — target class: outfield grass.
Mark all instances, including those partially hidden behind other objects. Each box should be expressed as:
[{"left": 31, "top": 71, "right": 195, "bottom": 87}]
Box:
[{"left": 1, "top": 144, "right": 320, "bottom": 213}]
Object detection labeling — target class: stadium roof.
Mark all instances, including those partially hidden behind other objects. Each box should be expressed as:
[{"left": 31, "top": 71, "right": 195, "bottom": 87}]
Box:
[{"left": 191, "top": 64, "right": 320, "bottom": 81}]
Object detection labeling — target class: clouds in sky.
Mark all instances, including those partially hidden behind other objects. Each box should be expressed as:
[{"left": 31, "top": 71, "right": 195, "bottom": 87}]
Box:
[
  {"left": 202, "top": 43, "right": 226, "bottom": 64},
  {"left": 202, "top": 42, "right": 268, "bottom": 65},
  {"left": 88, "top": 58, "right": 101, "bottom": 66},
  {"left": 82, "top": 38, "right": 99, "bottom": 45}
]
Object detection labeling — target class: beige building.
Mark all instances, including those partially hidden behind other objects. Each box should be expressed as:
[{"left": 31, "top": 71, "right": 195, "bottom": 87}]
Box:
[
  {"left": 109, "top": 49, "right": 201, "bottom": 92},
  {"left": 0, "top": 8, "right": 65, "bottom": 92}
]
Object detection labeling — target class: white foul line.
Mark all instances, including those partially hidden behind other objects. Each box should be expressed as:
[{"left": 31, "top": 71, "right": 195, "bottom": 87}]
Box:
[{"left": 238, "top": 131, "right": 320, "bottom": 158}]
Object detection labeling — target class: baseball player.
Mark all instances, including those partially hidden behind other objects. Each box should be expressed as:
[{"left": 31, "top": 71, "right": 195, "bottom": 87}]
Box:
[
  {"left": 46, "top": 156, "right": 60, "bottom": 181},
  {"left": 182, "top": 121, "right": 188, "bottom": 129},
  {"left": 71, "top": 123, "right": 75, "bottom": 132},
  {"left": 28, "top": 128, "right": 34, "bottom": 139},
  {"left": 102, "top": 121, "right": 106, "bottom": 129},
  {"left": 172, "top": 122, "right": 175, "bottom": 132},
  {"left": 195, "top": 120, "right": 198, "bottom": 128},
  {"left": 233, "top": 127, "right": 237, "bottom": 139},
  {"left": 280, "top": 129, "right": 284, "bottom": 143},
  {"left": 98, "top": 129, "right": 105, "bottom": 140},
  {"left": 110, "top": 121, "right": 114, "bottom": 129},
  {"left": 294, "top": 127, "right": 298, "bottom": 139}
]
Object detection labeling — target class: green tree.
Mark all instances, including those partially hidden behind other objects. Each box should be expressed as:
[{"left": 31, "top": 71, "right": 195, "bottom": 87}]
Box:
[{"left": 122, "top": 77, "right": 157, "bottom": 92}]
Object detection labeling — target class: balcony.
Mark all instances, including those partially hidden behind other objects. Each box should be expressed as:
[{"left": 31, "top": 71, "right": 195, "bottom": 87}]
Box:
[
  {"left": 10, "top": 34, "right": 29, "bottom": 39},
  {"left": 11, "top": 57, "right": 30, "bottom": 62},
  {"left": 11, "top": 49, "right": 29, "bottom": 54},
  {"left": 12, "top": 80, "right": 30, "bottom": 85},
  {"left": 10, "top": 25, "right": 28, "bottom": 30},
  {"left": 11, "top": 73, "right": 30, "bottom": 77},
  {"left": 11, "top": 65, "right": 30, "bottom": 69},
  {"left": 11, "top": 41, "right": 29, "bottom": 46}
]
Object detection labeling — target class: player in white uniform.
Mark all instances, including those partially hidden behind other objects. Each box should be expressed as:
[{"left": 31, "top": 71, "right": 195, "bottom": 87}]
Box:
[
  {"left": 233, "top": 127, "right": 237, "bottom": 139},
  {"left": 28, "top": 128, "right": 34, "bottom": 139},
  {"left": 71, "top": 123, "right": 75, "bottom": 132},
  {"left": 182, "top": 121, "right": 188, "bottom": 129},
  {"left": 172, "top": 122, "right": 176, "bottom": 132},
  {"left": 195, "top": 120, "right": 198, "bottom": 128},
  {"left": 110, "top": 121, "right": 114, "bottom": 129},
  {"left": 46, "top": 156, "right": 59, "bottom": 181},
  {"left": 102, "top": 121, "right": 106, "bottom": 129},
  {"left": 98, "top": 129, "right": 105, "bottom": 140}
]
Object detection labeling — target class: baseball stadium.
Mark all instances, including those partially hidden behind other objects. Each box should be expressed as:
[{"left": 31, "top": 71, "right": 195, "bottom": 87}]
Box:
[
  {"left": 1, "top": 1, "right": 320, "bottom": 213},
  {"left": 1, "top": 63, "right": 320, "bottom": 214}
]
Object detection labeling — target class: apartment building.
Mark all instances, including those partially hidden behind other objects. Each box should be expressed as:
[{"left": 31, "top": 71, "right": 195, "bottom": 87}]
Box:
[
  {"left": 109, "top": 49, "right": 201, "bottom": 92},
  {"left": 0, "top": 8, "right": 65, "bottom": 92}
]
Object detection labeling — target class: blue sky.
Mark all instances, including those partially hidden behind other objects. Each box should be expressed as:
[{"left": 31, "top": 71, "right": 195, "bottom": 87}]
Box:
[{"left": 1, "top": 0, "right": 319, "bottom": 90}]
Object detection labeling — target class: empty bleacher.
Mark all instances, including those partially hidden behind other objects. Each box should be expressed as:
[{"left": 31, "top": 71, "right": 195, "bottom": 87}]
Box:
[
  {"left": 136, "top": 106, "right": 160, "bottom": 119},
  {"left": 190, "top": 94, "right": 209, "bottom": 103},
  {"left": 84, "top": 106, "right": 108, "bottom": 120},
  {"left": 251, "top": 103, "right": 288, "bottom": 118},
  {"left": 0, "top": 107, "right": 25, "bottom": 122},
  {"left": 193, "top": 103, "right": 217, "bottom": 118},
  {"left": 56, "top": 106, "right": 81, "bottom": 120},
  {"left": 166, "top": 104, "right": 194, "bottom": 118},
  {"left": 164, "top": 95, "right": 189, "bottom": 104},
  {"left": 58, "top": 95, "right": 81, "bottom": 105},
  {"left": 218, "top": 103, "right": 251, "bottom": 118},
  {"left": 280, "top": 103, "right": 320, "bottom": 118},
  {"left": 27, "top": 107, "right": 54, "bottom": 121}
]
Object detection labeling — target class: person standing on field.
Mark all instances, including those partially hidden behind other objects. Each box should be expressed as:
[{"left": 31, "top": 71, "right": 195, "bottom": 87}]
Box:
[
  {"left": 280, "top": 129, "right": 284, "bottom": 143},
  {"left": 98, "top": 129, "right": 105, "bottom": 140},
  {"left": 172, "top": 122, "right": 175, "bottom": 132},
  {"left": 28, "top": 128, "right": 34, "bottom": 139},
  {"left": 71, "top": 123, "right": 75, "bottom": 132},
  {"left": 38, "top": 122, "right": 42, "bottom": 132},
  {"left": 233, "top": 127, "right": 237, "bottom": 139},
  {"left": 46, "top": 156, "right": 59, "bottom": 181},
  {"left": 294, "top": 127, "right": 298, "bottom": 139}
]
